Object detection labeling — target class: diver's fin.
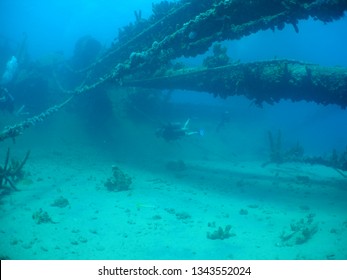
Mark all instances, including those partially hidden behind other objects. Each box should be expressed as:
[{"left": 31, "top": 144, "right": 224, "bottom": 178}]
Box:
[
  {"left": 183, "top": 118, "right": 190, "bottom": 130},
  {"left": 186, "top": 129, "right": 204, "bottom": 136}
]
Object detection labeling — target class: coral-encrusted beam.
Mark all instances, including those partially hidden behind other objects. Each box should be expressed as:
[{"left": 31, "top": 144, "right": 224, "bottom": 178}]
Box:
[{"left": 124, "top": 60, "right": 347, "bottom": 108}]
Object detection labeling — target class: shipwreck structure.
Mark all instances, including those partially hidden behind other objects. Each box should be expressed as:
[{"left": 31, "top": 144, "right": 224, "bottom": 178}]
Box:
[{"left": 1, "top": 0, "right": 347, "bottom": 142}]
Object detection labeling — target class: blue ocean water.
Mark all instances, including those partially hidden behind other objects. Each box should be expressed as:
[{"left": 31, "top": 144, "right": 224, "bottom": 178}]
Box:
[{"left": 0, "top": 0, "right": 347, "bottom": 260}]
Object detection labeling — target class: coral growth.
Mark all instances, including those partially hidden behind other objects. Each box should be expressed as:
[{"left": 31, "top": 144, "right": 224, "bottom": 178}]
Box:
[
  {"left": 278, "top": 213, "right": 318, "bottom": 247},
  {"left": 104, "top": 165, "right": 132, "bottom": 192},
  {"left": 0, "top": 148, "right": 30, "bottom": 193},
  {"left": 32, "top": 208, "right": 56, "bottom": 224},
  {"left": 203, "top": 43, "right": 230, "bottom": 68},
  {"left": 263, "top": 131, "right": 347, "bottom": 177},
  {"left": 207, "top": 223, "right": 235, "bottom": 240},
  {"left": 263, "top": 130, "right": 304, "bottom": 166}
]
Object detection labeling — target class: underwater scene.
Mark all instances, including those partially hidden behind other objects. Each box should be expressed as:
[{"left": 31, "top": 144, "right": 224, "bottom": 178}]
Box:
[{"left": 0, "top": 0, "right": 347, "bottom": 260}]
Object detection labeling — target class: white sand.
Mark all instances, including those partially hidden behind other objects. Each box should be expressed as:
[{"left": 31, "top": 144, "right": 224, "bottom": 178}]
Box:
[{"left": 1, "top": 138, "right": 346, "bottom": 260}]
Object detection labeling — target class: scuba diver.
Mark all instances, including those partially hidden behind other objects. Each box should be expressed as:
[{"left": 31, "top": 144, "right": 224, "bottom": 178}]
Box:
[
  {"left": 0, "top": 87, "right": 14, "bottom": 113},
  {"left": 156, "top": 118, "right": 204, "bottom": 141},
  {"left": 0, "top": 55, "right": 18, "bottom": 113}
]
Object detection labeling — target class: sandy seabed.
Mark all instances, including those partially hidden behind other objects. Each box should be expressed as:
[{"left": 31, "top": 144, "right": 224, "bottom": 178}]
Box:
[{"left": 1, "top": 137, "right": 346, "bottom": 260}]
